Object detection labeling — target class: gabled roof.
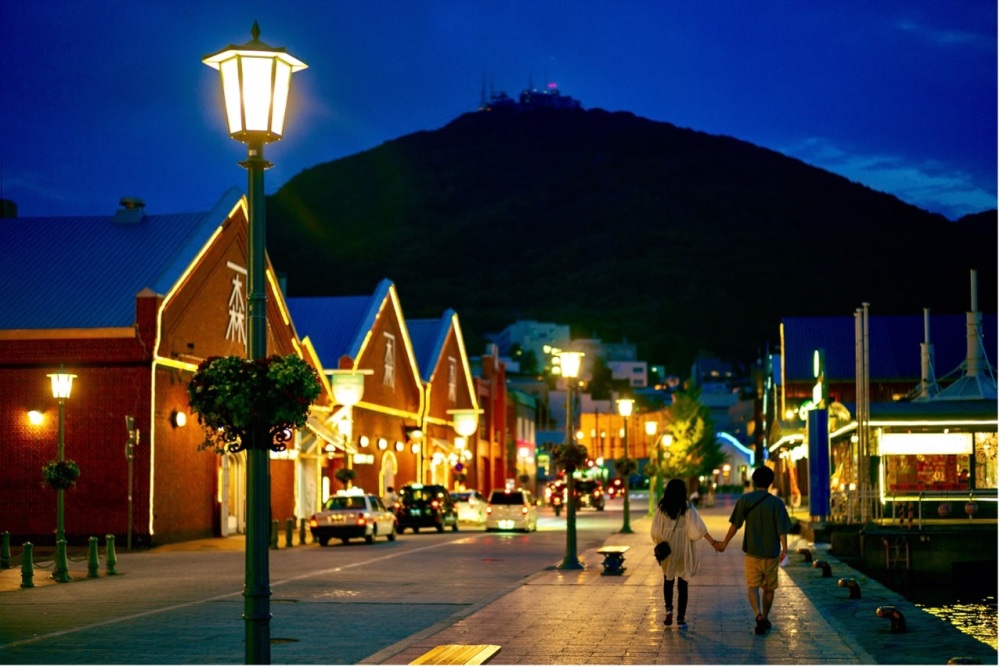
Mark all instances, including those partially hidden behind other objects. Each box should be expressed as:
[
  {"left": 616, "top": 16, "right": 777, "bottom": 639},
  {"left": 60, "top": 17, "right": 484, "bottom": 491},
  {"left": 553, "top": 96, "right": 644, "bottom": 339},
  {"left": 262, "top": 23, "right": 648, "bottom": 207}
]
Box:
[
  {"left": 285, "top": 294, "right": 373, "bottom": 369},
  {"left": 286, "top": 279, "right": 422, "bottom": 375},
  {"left": 407, "top": 310, "right": 456, "bottom": 382},
  {"left": 0, "top": 189, "right": 243, "bottom": 329},
  {"left": 782, "top": 314, "right": 998, "bottom": 382}
]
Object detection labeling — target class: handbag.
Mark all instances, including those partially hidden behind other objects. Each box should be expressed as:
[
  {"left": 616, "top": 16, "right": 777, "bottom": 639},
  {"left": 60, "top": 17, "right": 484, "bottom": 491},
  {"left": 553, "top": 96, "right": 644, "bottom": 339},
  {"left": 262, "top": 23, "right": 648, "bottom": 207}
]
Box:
[{"left": 654, "top": 512, "right": 681, "bottom": 562}]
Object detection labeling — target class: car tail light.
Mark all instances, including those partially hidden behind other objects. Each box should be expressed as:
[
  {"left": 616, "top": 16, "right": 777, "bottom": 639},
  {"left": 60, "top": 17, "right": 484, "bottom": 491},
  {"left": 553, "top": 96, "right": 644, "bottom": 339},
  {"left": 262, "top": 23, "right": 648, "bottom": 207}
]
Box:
[
  {"left": 309, "top": 516, "right": 318, "bottom": 528},
  {"left": 356, "top": 516, "right": 367, "bottom": 526},
  {"left": 486, "top": 505, "right": 493, "bottom": 514},
  {"left": 521, "top": 506, "right": 528, "bottom": 515},
  {"left": 431, "top": 500, "right": 440, "bottom": 509}
]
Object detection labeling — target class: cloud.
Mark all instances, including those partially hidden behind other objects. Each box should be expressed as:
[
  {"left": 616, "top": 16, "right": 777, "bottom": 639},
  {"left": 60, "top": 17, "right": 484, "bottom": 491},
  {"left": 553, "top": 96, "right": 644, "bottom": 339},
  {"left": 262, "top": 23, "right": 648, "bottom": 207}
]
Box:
[
  {"left": 783, "top": 138, "right": 998, "bottom": 220},
  {"left": 895, "top": 20, "right": 995, "bottom": 50}
]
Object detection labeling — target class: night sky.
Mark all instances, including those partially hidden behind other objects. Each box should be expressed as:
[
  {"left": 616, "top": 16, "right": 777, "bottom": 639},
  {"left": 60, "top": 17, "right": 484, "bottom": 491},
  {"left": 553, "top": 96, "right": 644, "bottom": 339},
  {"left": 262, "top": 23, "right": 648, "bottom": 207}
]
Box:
[{"left": 1, "top": 2, "right": 996, "bottom": 220}]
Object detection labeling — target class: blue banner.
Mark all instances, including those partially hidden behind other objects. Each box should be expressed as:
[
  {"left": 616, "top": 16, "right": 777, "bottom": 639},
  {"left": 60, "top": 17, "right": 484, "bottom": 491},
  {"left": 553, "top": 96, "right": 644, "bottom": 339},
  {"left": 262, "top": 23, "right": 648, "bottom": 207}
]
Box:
[{"left": 808, "top": 409, "right": 830, "bottom": 519}]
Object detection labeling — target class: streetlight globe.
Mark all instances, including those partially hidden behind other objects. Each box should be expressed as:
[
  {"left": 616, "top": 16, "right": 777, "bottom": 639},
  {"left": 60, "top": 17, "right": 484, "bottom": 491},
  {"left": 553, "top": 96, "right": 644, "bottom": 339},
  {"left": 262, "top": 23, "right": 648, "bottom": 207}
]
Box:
[
  {"left": 203, "top": 22, "right": 308, "bottom": 144},
  {"left": 645, "top": 420, "right": 658, "bottom": 436},
  {"left": 448, "top": 408, "right": 481, "bottom": 437},
  {"left": 329, "top": 370, "right": 372, "bottom": 407},
  {"left": 616, "top": 398, "right": 634, "bottom": 418}
]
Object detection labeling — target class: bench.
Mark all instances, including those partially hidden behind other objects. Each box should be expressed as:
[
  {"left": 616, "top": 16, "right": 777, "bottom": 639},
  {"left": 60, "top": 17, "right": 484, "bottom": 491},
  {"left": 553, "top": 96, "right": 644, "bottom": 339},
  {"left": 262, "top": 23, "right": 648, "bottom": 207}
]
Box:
[
  {"left": 410, "top": 644, "right": 502, "bottom": 665},
  {"left": 597, "top": 545, "right": 630, "bottom": 575}
]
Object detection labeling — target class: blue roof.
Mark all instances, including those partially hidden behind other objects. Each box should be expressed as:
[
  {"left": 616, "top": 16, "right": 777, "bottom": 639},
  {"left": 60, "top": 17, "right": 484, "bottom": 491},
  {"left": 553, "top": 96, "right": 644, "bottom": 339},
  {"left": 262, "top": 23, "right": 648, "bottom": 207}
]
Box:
[
  {"left": 783, "top": 314, "right": 998, "bottom": 381},
  {"left": 0, "top": 189, "right": 242, "bottom": 329},
  {"left": 407, "top": 310, "right": 455, "bottom": 382},
  {"left": 286, "top": 279, "right": 395, "bottom": 368}
]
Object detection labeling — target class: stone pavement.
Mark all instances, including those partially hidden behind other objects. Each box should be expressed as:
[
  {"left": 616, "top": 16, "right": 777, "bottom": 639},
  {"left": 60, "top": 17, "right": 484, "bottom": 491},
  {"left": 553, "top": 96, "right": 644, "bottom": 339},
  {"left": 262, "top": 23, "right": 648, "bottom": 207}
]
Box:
[
  {"left": 1, "top": 503, "right": 996, "bottom": 665},
  {"left": 364, "top": 506, "right": 997, "bottom": 665}
]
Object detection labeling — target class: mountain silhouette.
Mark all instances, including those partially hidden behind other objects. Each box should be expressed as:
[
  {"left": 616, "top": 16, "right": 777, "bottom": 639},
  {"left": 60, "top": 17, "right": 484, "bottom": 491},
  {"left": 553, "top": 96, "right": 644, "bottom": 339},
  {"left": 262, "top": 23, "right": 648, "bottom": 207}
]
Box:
[{"left": 266, "top": 107, "right": 997, "bottom": 374}]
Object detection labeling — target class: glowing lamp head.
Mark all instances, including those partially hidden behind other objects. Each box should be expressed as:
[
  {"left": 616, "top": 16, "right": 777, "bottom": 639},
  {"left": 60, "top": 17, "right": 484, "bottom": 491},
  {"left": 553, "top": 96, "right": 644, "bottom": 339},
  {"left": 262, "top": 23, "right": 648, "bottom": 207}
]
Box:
[
  {"left": 616, "top": 398, "right": 634, "bottom": 418},
  {"left": 448, "top": 408, "right": 481, "bottom": 437},
  {"left": 203, "top": 22, "right": 307, "bottom": 144},
  {"left": 329, "top": 370, "right": 371, "bottom": 407},
  {"left": 645, "top": 420, "right": 658, "bottom": 436},
  {"left": 48, "top": 370, "right": 76, "bottom": 400},
  {"left": 557, "top": 351, "right": 583, "bottom": 379}
]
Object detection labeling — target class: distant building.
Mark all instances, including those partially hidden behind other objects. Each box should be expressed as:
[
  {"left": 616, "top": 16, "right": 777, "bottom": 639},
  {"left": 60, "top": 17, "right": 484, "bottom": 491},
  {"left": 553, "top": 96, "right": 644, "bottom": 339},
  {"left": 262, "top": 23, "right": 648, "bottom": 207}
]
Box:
[{"left": 479, "top": 81, "right": 583, "bottom": 113}]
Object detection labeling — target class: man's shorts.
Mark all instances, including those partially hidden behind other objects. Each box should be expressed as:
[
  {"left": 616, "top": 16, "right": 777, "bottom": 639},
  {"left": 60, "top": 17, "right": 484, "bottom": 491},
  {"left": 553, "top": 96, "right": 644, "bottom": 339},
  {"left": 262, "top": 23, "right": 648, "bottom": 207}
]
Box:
[{"left": 744, "top": 554, "right": 780, "bottom": 590}]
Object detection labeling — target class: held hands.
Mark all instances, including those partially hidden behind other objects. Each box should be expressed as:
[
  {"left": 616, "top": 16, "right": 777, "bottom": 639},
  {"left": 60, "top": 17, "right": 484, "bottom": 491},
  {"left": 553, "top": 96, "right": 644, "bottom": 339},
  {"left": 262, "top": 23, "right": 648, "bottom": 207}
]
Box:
[{"left": 714, "top": 538, "right": 728, "bottom": 553}]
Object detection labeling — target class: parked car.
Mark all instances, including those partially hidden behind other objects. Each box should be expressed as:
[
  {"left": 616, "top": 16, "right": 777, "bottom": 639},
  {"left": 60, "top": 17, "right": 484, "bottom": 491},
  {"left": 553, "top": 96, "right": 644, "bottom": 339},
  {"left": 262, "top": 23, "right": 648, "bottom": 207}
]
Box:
[
  {"left": 451, "top": 489, "right": 488, "bottom": 524},
  {"left": 486, "top": 489, "right": 538, "bottom": 532},
  {"left": 395, "top": 483, "right": 459, "bottom": 533},
  {"left": 309, "top": 490, "right": 396, "bottom": 545},
  {"left": 576, "top": 480, "right": 606, "bottom": 511}
]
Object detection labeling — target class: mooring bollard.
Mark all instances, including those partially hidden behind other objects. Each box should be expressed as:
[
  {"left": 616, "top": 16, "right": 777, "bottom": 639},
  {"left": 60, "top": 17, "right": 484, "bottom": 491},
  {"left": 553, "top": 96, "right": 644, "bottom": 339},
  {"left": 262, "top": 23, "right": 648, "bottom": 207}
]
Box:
[
  {"left": 270, "top": 520, "right": 279, "bottom": 549},
  {"left": 876, "top": 605, "right": 906, "bottom": 633},
  {"left": 285, "top": 518, "right": 294, "bottom": 548},
  {"left": 20, "top": 542, "right": 34, "bottom": 588},
  {"left": 52, "top": 539, "right": 72, "bottom": 582},
  {"left": 299, "top": 518, "right": 307, "bottom": 546},
  {"left": 797, "top": 547, "right": 813, "bottom": 563},
  {"left": 1, "top": 531, "right": 10, "bottom": 569},
  {"left": 105, "top": 534, "right": 118, "bottom": 575},
  {"left": 838, "top": 577, "right": 861, "bottom": 599},
  {"left": 813, "top": 560, "right": 832, "bottom": 577},
  {"left": 87, "top": 536, "right": 100, "bottom": 578}
]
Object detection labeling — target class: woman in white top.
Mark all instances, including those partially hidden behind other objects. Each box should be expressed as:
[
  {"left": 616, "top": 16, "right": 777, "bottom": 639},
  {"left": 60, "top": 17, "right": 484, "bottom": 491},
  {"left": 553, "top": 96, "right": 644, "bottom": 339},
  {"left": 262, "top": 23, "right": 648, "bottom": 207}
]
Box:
[{"left": 650, "top": 478, "right": 720, "bottom": 629}]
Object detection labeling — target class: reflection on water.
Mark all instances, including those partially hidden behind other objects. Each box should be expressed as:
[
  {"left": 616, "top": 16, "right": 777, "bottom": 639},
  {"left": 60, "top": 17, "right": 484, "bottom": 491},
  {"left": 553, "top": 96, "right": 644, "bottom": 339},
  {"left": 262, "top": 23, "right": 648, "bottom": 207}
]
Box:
[
  {"left": 866, "top": 565, "right": 998, "bottom": 650},
  {"left": 918, "top": 597, "right": 998, "bottom": 650}
]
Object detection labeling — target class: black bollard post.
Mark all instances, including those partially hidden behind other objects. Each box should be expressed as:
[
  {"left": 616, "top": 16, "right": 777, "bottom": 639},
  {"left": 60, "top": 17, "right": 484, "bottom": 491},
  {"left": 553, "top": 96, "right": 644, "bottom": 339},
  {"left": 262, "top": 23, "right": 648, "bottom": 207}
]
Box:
[
  {"left": 285, "top": 518, "right": 294, "bottom": 548},
  {"left": 1, "top": 531, "right": 10, "bottom": 569},
  {"left": 20, "top": 542, "right": 34, "bottom": 588},
  {"left": 87, "top": 536, "right": 100, "bottom": 578},
  {"left": 105, "top": 534, "right": 119, "bottom": 575}
]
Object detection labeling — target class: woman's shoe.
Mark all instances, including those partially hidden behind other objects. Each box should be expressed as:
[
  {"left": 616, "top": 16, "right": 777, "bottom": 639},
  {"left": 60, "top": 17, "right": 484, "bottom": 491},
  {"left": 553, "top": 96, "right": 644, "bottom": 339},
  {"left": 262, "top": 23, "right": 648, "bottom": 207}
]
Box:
[
  {"left": 663, "top": 608, "right": 673, "bottom": 627},
  {"left": 676, "top": 618, "right": 688, "bottom": 630}
]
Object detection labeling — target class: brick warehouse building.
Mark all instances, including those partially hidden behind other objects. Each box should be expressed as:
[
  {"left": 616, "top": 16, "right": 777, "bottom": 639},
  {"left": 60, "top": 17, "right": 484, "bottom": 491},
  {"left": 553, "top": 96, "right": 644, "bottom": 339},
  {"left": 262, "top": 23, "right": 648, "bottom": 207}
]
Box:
[
  {"left": 288, "top": 286, "right": 483, "bottom": 498},
  {"left": 0, "top": 189, "right": 324, "bottom": 546}
]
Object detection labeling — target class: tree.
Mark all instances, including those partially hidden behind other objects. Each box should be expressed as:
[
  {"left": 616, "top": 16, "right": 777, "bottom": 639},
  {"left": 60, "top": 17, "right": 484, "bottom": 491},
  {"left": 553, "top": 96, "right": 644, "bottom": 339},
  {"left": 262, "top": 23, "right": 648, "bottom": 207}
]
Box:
[{"left": 656, "top": 384, "right": 726, "bottom": 482}]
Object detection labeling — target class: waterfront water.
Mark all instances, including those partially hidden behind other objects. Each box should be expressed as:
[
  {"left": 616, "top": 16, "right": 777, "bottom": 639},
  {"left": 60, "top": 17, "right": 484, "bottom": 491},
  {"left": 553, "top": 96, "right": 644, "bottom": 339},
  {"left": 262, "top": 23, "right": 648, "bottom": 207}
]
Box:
[{"left": 868, "top": 566, "right": 998, "bottom": 650}]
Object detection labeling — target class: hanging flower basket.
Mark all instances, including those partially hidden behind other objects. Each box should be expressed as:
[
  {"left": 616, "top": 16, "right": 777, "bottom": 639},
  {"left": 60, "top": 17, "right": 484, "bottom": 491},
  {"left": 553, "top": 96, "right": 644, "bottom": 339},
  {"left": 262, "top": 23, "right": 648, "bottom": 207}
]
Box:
[
  {"left": 615, "top": 457, "right": 639, "bottom": 476},
  {"left": 334, "top": 467, "right": 357, "bottom": 489},
  {"left": 43, "top": 459, "right": 81, "bottom": 490},
  {"left": 551, "top": 442, "right": 589, "bottom": 472},
  {"left": 188, "top": 354, "right": 321, "bottom": 453}
]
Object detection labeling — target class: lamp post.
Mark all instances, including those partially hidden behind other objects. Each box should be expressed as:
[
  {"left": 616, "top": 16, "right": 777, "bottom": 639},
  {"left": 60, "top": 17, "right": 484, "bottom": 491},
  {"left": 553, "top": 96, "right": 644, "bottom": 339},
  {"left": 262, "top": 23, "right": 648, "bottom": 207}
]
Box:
[
  {"left": 448, "top": 408, "right": 481, "bottom": 489},
  {"left": 204, "top": 24, "right": 306, "bottom": 665},
  {"left": 557, "top": 350, "right": 584, "bottom": 570},
  {"left": 645, "top": 420, "right": 658, "bottom": 516},
  {"left": 616, "top": 398, "right": 634, "bottom": 534},
  {"left": 330, "top": 369, "right": 372, "bottom": 475},
  {"left": 48, "top": 369, "right": 75, "bottom": 583}
]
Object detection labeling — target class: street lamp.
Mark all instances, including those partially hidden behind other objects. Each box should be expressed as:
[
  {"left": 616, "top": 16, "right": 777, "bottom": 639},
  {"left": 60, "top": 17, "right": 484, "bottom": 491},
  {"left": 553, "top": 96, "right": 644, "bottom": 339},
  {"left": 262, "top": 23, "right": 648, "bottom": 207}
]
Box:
[
  {"left": 557, "top": 350, "right": 584, "bottom": 570},
  {"left": 47, "top": 369, "right": 76, "bottom": 583},
  {"left": 203, "top": 23, "right": 306, "bottom": 665},
  {"left": 616, "top": 398, "right": 634, "bottom": 534},
  {"left": 448, "top": 408, "right": 481, "bottom": 488},
  {"left": 645, "top": 420, "right": 658, "bottom": 516}
]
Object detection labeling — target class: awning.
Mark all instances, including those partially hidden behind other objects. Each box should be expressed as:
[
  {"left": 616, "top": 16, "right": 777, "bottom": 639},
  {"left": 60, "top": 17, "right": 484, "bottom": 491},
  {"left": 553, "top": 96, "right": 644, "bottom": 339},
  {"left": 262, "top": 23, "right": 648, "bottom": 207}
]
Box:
[{"left": 301, "top": 408, "right": 356, "bottom": 456}]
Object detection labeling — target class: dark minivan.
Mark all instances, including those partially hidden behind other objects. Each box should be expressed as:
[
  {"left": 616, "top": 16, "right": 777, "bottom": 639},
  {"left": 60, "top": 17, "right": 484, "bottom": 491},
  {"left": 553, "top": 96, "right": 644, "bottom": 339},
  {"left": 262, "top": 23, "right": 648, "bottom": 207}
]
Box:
[{"left": 395, "top": 483, "right": 459, "bottom": 533}]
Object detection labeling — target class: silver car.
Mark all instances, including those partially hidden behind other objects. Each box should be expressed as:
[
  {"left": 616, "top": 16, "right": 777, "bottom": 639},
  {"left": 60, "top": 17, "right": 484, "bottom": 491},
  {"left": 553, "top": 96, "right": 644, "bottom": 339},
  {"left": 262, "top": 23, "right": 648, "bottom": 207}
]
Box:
[
  {"left": 309, "top": 490, "right": 397, "bottom": 545},
  {"left": 485, "top": 489, "right": 538, "bottom": 532},
  {"left": 451, "top": 490, "right": 488, "bottom": 524}
]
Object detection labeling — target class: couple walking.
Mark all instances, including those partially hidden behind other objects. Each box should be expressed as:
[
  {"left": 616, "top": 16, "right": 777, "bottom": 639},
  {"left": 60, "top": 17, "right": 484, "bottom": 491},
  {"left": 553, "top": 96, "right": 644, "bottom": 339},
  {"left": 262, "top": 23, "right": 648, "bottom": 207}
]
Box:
[{"left": 650, "top": 466, "right": 792, "bottom": 635}]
